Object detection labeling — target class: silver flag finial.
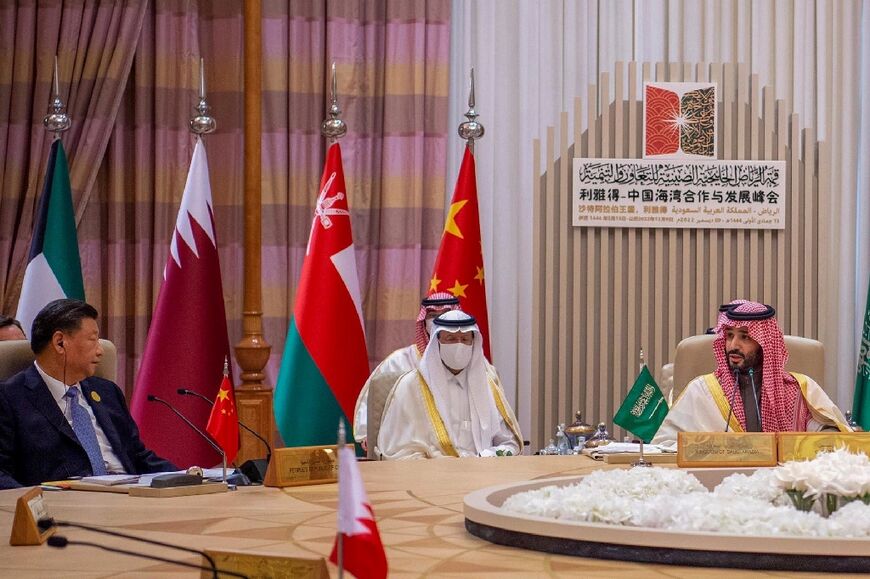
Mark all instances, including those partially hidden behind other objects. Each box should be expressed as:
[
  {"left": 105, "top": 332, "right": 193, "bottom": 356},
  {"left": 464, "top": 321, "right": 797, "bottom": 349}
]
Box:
[
  {"left": 223, "top": 356, "right": 229, "bottom": 377},
  {"left": 43, "top": 56, "right": 70, "bottom": 136},
  {"left": 189, "top": 58, "right": 216, "bottom": 135},
  {"left": 458, "top": 68, "right": 484, "bottom": 145},
  {"left": 321, "top": 62, "right": 347, "bottom": 141}
]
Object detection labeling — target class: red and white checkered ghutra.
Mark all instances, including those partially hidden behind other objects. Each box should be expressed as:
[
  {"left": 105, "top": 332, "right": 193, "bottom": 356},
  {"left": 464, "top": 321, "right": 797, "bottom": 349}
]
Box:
[{"left": 713, "top": 301, "right": 812, "bottom": 432}]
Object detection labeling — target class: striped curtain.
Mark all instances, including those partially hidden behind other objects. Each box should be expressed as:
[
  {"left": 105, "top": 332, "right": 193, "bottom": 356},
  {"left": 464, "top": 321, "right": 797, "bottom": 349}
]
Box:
[
  {"left": 0, "top": 0, "right": 146, "bottom": 318},
  {"left": 1, "top": 1, "right": 452, "bottom": 397},
  {"left": 261, "top": 0, "right": 452, "bottom": 380}
]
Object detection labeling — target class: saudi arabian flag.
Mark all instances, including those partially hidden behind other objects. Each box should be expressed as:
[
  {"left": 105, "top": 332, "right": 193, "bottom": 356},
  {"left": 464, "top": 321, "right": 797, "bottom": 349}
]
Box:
[
  {"left": 274, "top": 143, "right": 370, "bottom": 447},
  {"left": 853, "top": 283, "right": 870, "bottom": 430},
  {"left": 613, "top": 365, "right": 669, "bottom": 442},
  {"left": 16, "top": 140, "right": 84, "bottom": 337}
]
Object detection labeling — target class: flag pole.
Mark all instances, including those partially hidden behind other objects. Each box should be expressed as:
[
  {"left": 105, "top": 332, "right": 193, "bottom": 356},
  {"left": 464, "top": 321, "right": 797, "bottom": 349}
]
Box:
[
  {"left": 44, "top": 55, "right": 71, "bottom": 138},
  {"left": 321, "top": 62, "right": 347, "bottom": 143},
  {"left": 190, "top": 57, "right": 216, "bottom": 136},
  {"left": 632, "top": 348, "right": 652, "bottom": 468},
  {"left": 190, "top": 59, "right": 222, "bottom": 481},
  {"left": 336, "top": 418, "right": 345, "bottom": 579},
  {"left": 458, "top": 68, "right": 484, "bottom": 154}
]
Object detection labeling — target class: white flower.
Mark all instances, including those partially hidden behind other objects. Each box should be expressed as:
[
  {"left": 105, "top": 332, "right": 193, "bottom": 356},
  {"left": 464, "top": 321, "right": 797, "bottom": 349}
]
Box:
[
  {"left": 501, "top": 450, "right": 870, "bottom": 538},
  {"left": 827, "top": 500, "right": 870, "bottom": 537},
  {"left": 714, "top": 469, "right": 788, "bottom": 505}
]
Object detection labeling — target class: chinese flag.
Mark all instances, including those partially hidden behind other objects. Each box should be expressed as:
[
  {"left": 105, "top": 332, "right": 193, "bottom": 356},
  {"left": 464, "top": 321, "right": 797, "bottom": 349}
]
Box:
[
  {"left": 429, "top": 145, "right": 491, "bottom": 359},
  {"left": 205, "top": 373, "right": 240, "bottom": 465}
]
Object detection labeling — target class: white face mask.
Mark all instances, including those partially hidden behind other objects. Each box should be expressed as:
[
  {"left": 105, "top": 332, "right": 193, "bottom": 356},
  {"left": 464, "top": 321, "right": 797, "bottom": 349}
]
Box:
[{"left": 440, "top": 342, "right": 473, "bottom": 371}]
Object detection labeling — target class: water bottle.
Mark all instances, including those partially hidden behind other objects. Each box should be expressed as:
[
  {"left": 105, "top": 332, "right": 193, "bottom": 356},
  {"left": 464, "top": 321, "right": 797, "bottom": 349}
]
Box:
[{"left": 556, "top": 423, "right": 571, "bottom": 455}]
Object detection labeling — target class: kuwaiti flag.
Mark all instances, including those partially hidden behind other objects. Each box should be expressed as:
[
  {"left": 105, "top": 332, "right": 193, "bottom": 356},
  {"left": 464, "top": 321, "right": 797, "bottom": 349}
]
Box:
[
  {"left": 429, "top": 145, "right": 491, "bottom": 359},
  {"left": 16, "top": 139, "right": 84, "bottom": 336},
  {"left": 274, "top": 143, "right": 369, "bottom": 447},
  {"left": 131, "top": 138, "right": 231, "bottom": 468},
  {"left": 329, "top": 445, "right": 387, "bottom": 579}
]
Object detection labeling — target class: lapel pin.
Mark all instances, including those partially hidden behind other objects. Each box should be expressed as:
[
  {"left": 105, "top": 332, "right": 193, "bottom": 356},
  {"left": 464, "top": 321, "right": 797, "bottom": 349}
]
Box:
[{"left": 90, "top": 391, "right": 101, "bottom": 403}]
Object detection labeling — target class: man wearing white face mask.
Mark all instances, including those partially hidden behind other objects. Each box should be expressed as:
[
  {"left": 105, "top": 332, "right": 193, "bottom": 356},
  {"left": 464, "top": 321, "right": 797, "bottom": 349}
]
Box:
[
  {"left": 353, "top": 293, "right": 459, "bottom": 446},
  {"left": 376, "top": 310, "right": 523, "bottom": 459}
]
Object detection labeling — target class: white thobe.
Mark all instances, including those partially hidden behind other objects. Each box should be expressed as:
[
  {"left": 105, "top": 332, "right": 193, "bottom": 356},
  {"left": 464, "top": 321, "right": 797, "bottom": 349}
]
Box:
[
  {"left": 376, "top": 365, "right": 521, "bottom": 460},
  {"left": 651, "top": 372, "right": 850, "bottom": 448}
]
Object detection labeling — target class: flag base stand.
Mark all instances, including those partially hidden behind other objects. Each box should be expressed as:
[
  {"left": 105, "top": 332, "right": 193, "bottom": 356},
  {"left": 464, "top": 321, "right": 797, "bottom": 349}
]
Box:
[
  {"left": 128, "top": 481, "right": 228, "bottom": 498},
  {"left": 203, "top": 549, "right": 328, "bottom": 578},
  {"left": 263, "top": 445, "right": 338, "bottom": 488},
  {"left": 601, "top": 453, "right": 676, "bottom": 465}
]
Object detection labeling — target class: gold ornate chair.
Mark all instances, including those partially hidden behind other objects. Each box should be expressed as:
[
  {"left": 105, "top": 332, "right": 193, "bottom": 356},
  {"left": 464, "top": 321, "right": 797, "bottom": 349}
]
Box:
[{"left": 366, "top": 370, "right": 406, "bottom": 459}]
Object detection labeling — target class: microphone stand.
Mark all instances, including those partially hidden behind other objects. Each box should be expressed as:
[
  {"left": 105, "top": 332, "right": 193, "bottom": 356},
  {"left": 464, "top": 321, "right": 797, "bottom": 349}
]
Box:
[
  {"left": 177, "top": 388, "right": 272, "bottom": 465},
  {"left": 39, "top": 518, "right": 222, "bottom": 577},
  {"left": 748, "top": 368, "right": 762, "bottom": 431},
  {"left": 48, "top": 535, "right": 248, "bottom": 579},
  {"left": 724, "top": 368, "right": 740, "bottom": 432},
  {"left": 147, "top": 394, "right": 227, "bottom": 484}
]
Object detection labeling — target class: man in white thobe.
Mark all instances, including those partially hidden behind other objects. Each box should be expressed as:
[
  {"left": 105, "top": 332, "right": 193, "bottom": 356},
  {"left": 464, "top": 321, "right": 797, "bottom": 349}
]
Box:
[
  {"left": 376, "top": 310, "right": 522, "bottom": 459},
  {"left": 652, "top": 301, "right": 849, "bottom": 447},
  {"left": 353, "top": 293, "right": 459, "bottom": 446}
]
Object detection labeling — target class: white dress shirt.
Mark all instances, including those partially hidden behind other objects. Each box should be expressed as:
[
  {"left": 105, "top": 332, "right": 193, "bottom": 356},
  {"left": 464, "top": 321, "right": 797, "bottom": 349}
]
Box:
[{"left": 35, "top": 362, "right": 125, "bottom": 474}]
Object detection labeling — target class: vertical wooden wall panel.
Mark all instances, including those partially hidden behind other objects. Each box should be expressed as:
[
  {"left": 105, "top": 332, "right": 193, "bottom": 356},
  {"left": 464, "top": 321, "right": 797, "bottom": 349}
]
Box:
[
  {"left": 571, "top": 98, "right": 584, "bottom": 422},
  {"left": 584, "top": 84, "right": 598, "bottom": 420},
  {"left": 762, "top": 87, "right": 775, "bottom": 305},
  {"left": 530, "top": 60, "right": 826, "bottom": 446},
  {"left": 557, "top": 112, "right": 570, "bottom": 425},
  {"left": 543, "top": 126, "right": 557, "bottom": 444},
  {"left": 776, "top": 101, "right": 788, "bottom": 317},
  {"left": 749, "top": 73, "right": 761, "bottom": 301},
  {"left": 531, "top": 138, "right": 542, "bottom": 444},
  {"left": 789, "top": 115, "right": 800, "bottom": 332}
]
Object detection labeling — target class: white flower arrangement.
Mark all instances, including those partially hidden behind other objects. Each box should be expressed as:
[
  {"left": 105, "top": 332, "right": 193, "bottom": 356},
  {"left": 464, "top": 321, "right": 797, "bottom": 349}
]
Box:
[{"left": 502, "top": 449, "right": 870, "bottom": 538}]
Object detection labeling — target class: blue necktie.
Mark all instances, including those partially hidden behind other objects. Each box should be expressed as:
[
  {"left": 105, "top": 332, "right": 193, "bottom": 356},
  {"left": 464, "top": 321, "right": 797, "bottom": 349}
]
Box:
[{"left": 64, "top": 387, "right": 107, "bottom": 476}]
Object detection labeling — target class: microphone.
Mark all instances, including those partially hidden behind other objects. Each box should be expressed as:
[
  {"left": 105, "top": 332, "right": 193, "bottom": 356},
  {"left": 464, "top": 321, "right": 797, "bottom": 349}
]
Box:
[
  {"left": 177, "top": 388, "right": 271, "bottom": 483},
  {"left": 748, "top": 368, "right": 762, "bottom": 431},
  {"left": 146, "top": 394, "right": 229, "bottom": 484},
  {"left": 39, "top": 517, "right": 220, "bottom": 576},
  {"left": 724, "top": 368, "right": 740, "bottom": 432},
  {"left": 47, "top": 534, "right": 248, "bottom": 578}
]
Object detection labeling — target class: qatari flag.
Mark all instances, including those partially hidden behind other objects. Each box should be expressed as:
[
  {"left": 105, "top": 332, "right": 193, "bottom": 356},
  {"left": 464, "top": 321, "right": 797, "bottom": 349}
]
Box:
[{"left": 131, "top": 138, "right": 231, "bottom": 468}]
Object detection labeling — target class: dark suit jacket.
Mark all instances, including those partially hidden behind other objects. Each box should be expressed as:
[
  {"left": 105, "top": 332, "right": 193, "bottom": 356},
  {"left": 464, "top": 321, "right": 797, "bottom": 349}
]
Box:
[{"left": 0, "top": 364, "right": 177, "bottom": 488}]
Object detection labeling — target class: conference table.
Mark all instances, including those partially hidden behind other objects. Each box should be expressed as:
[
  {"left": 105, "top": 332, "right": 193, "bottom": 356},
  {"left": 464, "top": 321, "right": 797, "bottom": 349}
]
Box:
[{"left": 0, "top": 455, "right": 854, "bottom": 577}]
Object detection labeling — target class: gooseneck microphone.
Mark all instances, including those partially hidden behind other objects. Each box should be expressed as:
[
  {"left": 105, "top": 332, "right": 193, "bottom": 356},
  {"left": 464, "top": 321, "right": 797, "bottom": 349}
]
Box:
[
  {"left": 748, "top": 368, "right": 762, "bottom": 431},
  {"left": 47, "top": 535, "right": 248, "bottom": 578},
  {"left": 176, "top": 388, "right": 272, "bottom": 463},
  {"left": 147, "top": 394, "right": 228, "bottom": 483},
  {"left": 724, "top": 368, "right": 740, "bottom": 432},
  {"left": 177, "top": 388, "right": 271, "bottom": 482},
  {"left": 39, "top": 517, "right": 221, "bottom": 576}
]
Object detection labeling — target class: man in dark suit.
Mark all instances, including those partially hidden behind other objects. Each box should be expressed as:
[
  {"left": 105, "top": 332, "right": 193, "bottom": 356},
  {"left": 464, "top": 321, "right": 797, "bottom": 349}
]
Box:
[{"left": 0, "top": 299, "right": 176, "bottom": 488}]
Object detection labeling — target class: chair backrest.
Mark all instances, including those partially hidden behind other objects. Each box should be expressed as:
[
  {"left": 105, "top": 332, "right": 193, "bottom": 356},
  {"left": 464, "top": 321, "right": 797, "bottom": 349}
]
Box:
[
  {"left": 366, "top": 370, "right": 406, "bottom": 459},
  {"left": 0, "top": 339, "right": 118, "bottom": 384},
  {"left": 671, "top": 334, "right": 826, "bottom": 399}
]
